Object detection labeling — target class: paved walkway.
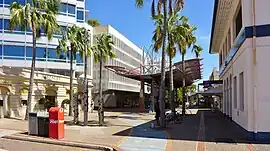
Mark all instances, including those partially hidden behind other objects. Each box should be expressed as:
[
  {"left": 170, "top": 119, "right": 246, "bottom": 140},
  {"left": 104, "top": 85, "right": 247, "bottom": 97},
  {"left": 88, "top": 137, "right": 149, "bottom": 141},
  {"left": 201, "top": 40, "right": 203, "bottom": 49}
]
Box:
[
  {"left": 1, "top": 109, "right": 270, "bottom": 151},
  {"left": 118, "top": 113, "right": 167, "bottom": 151},
  {"left": 0, "top": 129, "right": 19, "bottom": 138}
]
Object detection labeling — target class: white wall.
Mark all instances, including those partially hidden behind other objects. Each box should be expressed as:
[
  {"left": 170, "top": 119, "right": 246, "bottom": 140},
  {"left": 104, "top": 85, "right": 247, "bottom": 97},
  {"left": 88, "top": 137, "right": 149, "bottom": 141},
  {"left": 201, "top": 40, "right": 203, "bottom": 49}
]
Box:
[
  {"left": 221, "top": 38, "right": 253, "bottom": 132},
  {"left": 242, "top": 0, "right": 270, "bottom": 27},
  {"left": 255, "top": 37, "right": 270, "bottom": 132}
]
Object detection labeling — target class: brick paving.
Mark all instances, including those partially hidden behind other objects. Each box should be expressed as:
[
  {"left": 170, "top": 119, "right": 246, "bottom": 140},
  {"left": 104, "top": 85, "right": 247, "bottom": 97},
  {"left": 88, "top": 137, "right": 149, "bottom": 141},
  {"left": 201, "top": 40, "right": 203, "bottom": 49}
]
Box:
[
  {"left": 1, "top": 109, "right": 270, "bottom": 151},
  {"left": 0, "top": 138, "right": 99, "bottom": 151}
]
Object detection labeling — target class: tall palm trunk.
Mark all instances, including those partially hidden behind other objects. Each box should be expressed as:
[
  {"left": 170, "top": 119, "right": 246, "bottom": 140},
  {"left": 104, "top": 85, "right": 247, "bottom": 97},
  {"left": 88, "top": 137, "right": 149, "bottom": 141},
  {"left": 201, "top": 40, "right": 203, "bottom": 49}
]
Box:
[
  {"left": 181, "top": 54, "right": 186, "bottom": 116},
  {"left": 98, "top": 56, "right": 104, "bottom": 125},
  {"left": 83, "top": 55, "right": 88, "bottom": 126},
  {"left": 25, "top": 23, "right": 36, "bottom": 120},
  {"left": 70, "top": 47, "right": 78, "bottom": 124},
  {"left": 169, "top": 55, "right": 175, "bottom": 115},
  {"left": 158, "top": 0, "right": 168, "bottom": 128},
  {"left": 69, "top": 49, "right": 74, "bottom": 117}
]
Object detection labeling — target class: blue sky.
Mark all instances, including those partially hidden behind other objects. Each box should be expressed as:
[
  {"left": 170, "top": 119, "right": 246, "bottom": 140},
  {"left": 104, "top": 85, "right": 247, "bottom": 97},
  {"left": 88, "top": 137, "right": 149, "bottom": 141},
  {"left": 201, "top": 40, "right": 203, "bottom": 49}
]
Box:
[{"left": 86, "top": 0, "right": 219, "bottom": 82}]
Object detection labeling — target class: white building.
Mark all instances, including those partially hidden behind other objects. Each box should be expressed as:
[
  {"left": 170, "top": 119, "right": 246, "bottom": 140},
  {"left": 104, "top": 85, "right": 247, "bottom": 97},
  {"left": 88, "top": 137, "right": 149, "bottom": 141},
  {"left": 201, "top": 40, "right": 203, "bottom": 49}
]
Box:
[
  {"left": 0, "top": 0, "right": 93, "bottom": 118},
  {"left": 93, "top": 25, "right": 143, "bottom": 108},
  {"left": 210, "top": 0, "right": 270, "bottom": 141}
]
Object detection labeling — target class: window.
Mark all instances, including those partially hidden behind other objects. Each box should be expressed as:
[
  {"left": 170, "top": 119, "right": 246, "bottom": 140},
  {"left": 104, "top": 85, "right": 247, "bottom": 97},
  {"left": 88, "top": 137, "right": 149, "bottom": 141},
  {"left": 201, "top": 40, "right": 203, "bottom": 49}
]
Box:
[
  {"left": 219, "top": 51, "right": 223, "bottom": 67},
  {"left": 239, "top": 72, "right": 244, "bottom": 111},
  {"left": 77, "top": 0, "right": 84, "bottom": 2},
  {"left": 59, "top": 3, "right": 67, "bottom": 14},
  {"left": 0, "top": 45, "right": 2, "bottom": 56},
  {"left": 67, "top": 4, "right": 75, "bottom": 16},
  {"left": 235, "top": 6, "right": 242, "bottom": 38},
  {"left": 0, "top": 19, "right": 2, "bottom": 29},
  {"left": 233, "top": 76, "right": 237, "bottom": 109},
  {"left": 77, "top": 10, "right": 84, "bottom": 21},
  {"left": 47, "top": 48, "right": 66, "bottom": 62},
  {"left": 76, "top": 53, "right": 83, "bottom": 63},
  {"left": 60, "top": 25, "right": 66, "bottom": 33},
  {"left": 228, "top": 29, "right": 231, "bottom": 50},
  {"left": 230, "top": 75, "right": 232, "bottom": 115},
  {"left": 26, "top": 46, "right": 46, "bottom": 61},
  {"left": 14, "top": 0, "right": 25, "bottom": 5},
  {"left": 3, "top": 19, "right": 9, "bottom": 30},
  {"left": 223, "top": 80, "right": 226, "bottom": 112},
  {"left": 3, "top": 45, "right": 25, "bottom": 60},
  {"left": 4, "top": 0, "right": 11, "bottom": 5},
  {"left": 59, "top": 3, "right": 75, "bottom": 16},
  {"left": 224, "top": 39, "right": 227, "bottom": 59},
  {"left": 47, "top": 48, "right": 57, "bottom": 60},
  {"left": 226, "top": 78, "right": 229, "bottom": 113}
]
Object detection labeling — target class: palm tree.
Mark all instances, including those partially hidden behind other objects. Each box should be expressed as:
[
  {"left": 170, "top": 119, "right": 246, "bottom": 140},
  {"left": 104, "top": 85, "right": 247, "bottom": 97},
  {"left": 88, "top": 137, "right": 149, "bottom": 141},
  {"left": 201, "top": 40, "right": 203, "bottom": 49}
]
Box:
[
  {"left": 57, "top": 25, "right": 84, "bottom": 124},
  {"left": 88, "top": 19, "right": 100, "bottom": 27},
  {"left": 91, "top": 34, "right": 115, "bottom": 125},
  {"left": 136, "top": 0, "right": 184, "bottom": 128},
  {"left": 10, "top": 0, "right": 60, "bottom": 120},
  {"left": 80, "top": 28, "right": 92, "bottom": 126},
  {"left": 177, "top": 23, "right": 203, "bottom": 116},
  {"left": 80, "top": 19, "right": 100, "bottom": 126}
]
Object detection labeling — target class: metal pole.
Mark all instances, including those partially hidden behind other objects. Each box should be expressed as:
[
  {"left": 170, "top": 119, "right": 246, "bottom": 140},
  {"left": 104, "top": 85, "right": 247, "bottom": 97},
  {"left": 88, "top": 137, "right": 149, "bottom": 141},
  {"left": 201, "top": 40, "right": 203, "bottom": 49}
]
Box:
[
  {"left": 151, "top": 47, "right": 155, "bottom": 112},
  {"left": 139, "top": 47, "right": 144, "bottom": 112}
]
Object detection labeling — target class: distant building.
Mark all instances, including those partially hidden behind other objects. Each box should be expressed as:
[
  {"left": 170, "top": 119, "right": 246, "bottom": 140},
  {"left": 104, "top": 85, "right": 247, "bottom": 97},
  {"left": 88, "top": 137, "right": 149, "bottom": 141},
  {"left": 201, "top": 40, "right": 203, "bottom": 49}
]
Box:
[
  {"left": 209, "top": 67, "right": 219, "bottom": 81},
  {"left": 210, "top": 0, "right": 270, "bottom": 141},
  {"left": 92, "top": 25, "right": 143, "bottom": 108}
]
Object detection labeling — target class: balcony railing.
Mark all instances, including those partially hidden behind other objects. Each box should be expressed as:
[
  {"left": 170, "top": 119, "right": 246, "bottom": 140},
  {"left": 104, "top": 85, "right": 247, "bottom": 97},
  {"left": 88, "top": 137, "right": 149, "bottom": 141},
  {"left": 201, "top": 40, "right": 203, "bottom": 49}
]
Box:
[{"left": 219, "top": 27, "right": 246, "bottom": 75}]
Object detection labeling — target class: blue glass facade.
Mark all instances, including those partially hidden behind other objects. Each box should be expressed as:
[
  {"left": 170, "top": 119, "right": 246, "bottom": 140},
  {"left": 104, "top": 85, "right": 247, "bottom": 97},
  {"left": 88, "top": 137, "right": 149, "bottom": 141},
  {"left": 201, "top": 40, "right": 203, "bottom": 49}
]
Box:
[
  {"left": 0, "top": 0, "right": 87, "bottom": 66},
  {"left": 0, "top": 1, "right": 85, "bottom": 22},
  {"left": 0, "top": 44, "right": 83, "bottom": 65}
]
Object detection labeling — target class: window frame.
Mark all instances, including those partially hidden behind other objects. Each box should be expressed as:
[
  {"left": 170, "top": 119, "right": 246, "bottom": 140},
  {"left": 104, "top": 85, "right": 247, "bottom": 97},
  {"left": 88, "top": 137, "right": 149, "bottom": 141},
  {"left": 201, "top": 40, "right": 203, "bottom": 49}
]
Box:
[
  {"left": 233, "top": 76, "right": 237, "bottom": 109},
  {"left": 239, "top": 72, "right": 244, "bottom": 111}
]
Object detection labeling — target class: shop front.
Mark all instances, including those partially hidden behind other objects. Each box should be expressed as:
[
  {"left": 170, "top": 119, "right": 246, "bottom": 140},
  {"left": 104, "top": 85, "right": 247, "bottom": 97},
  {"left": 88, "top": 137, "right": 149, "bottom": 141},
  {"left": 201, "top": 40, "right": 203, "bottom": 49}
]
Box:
[{"left": 0, "top": 66, "right": 93, "bottom": 119}]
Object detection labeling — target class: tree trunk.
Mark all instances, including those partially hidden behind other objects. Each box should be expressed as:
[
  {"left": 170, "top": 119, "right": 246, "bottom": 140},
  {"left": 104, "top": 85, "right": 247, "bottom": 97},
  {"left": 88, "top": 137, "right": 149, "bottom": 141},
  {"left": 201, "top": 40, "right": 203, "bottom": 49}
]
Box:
[
  {"left": 158, "top": 0, "right": 167, "bottom": 128},
  {"left": 83, "top": 54, "right": 88, "bottom": 126},
  {"left": 181, "top": 55, "right": 186, "bottom": 116},
  {"left": 69, "top": 49, "right": 74, "bottom": 117},
  {"left": 98, "top": 56, "right": 104, "bottom": 125},
  {"left": 169, "top": 55, "right": 175, "bottom": 115},
  {"left": 73, "top": 50, "right": 78, "bottom": 124},
  {"left": 25, "top": 23, "right": 36, "bottom": 120},
  {"left": 70, "top": 47, "right": 78, "bottom": 124}
]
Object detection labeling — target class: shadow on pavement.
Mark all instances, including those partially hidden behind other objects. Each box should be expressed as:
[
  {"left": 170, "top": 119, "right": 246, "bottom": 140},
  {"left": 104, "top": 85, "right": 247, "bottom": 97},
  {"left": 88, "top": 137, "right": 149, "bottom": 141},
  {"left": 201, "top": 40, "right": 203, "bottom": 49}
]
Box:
[
  {"left": 113, "top": 109, "right": 270, "bottom": 145},
  {"left": 64, "top": 120, "right": 132, "bottom": 128},
  {"left": 104, "top": 108, "right": 149, "bottom": 114}
]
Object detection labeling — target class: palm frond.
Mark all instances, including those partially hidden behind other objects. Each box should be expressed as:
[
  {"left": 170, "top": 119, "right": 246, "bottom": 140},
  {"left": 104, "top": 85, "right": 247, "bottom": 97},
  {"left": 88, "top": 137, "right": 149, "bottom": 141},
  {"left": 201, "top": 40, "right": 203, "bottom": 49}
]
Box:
[
  {"left": 135, "top": 0, "right": 144, "bottom": 8},
  {"left": 88, "top": 19, "right": 100, "bottom": 27},
  {"left": 151, "top": 0, "right": 156, "bottom": 17}
]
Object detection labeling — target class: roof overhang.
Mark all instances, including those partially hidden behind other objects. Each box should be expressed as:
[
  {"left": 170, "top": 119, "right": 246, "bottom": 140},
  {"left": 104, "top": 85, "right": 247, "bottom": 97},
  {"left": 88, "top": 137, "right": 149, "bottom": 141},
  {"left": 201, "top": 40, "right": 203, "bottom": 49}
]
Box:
[
  {"left": 198, "top": 85, "right": 223, "bottom": 96},
  {"left": 209, "top": 0, "right": 239, "bottom": 54},
  {"left": 105, "top": 58, "right": 203, "bottom": 88}
]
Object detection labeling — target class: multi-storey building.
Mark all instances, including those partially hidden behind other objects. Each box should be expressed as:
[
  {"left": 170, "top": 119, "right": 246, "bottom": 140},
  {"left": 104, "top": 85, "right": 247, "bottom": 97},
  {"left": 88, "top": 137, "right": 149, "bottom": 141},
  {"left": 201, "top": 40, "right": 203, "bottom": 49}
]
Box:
[
  {"left": 210, "top": 0, "right": 270, "bottom": 141},
  {"left": 0, "top": 0, "right": 93, "bottom": 118},
  {"left": 92, "top": 25, "right": 143, "bottom": 108}
]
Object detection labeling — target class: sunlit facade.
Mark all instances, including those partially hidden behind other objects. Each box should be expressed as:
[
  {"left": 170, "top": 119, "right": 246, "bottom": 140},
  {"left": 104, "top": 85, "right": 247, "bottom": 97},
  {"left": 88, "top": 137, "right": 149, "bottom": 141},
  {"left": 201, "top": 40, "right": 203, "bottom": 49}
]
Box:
[
  {"left": 210, "top": 0, "right": 270, "bottom": 141},
  {"left": 92, "top": 25, "right": 143, "bottom": 108},
  {"left": 0, "top": 0, "right": 94, "bottom": 118}
]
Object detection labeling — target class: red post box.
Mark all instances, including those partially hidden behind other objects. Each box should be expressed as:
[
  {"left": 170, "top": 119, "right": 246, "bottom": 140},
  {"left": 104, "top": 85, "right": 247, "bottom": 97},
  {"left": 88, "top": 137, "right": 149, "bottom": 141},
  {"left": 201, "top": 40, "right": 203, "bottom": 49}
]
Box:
[{"left": 49, "top": 107, "right": 64, "bottom": 139}]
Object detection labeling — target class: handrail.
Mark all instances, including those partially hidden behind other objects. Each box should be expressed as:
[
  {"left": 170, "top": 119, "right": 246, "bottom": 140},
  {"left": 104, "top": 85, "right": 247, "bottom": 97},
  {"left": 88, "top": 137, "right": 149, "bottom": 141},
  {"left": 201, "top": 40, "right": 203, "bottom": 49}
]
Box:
[{"left": 219, "top": 27, "right": 246, "bottom": 75}]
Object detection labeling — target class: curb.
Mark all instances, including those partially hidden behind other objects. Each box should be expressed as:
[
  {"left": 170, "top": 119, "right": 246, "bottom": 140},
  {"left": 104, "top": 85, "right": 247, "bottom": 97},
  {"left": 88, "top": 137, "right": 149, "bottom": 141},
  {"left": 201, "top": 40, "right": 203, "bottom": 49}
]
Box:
[{"left": 3, "top": 135, "right": 115, "bottom": 151}]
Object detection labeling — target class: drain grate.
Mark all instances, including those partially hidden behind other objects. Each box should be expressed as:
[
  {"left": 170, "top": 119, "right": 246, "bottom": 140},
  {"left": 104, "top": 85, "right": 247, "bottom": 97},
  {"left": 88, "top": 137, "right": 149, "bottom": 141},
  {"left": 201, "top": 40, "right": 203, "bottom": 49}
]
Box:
[{"left": 215, "top": 138, "right": 237, "bottom": 144}]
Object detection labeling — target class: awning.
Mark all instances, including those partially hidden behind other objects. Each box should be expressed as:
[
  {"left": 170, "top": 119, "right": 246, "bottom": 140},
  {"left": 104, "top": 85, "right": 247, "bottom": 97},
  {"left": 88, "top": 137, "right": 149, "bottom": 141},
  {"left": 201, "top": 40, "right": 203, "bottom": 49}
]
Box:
[
  {"left": 198, "top": 85, "right": 223, "bottom": 96},
  {"left": 104, "top": 58, "right": 202, "bottom": 88}
]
